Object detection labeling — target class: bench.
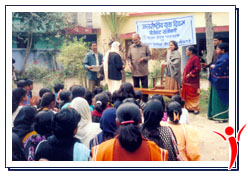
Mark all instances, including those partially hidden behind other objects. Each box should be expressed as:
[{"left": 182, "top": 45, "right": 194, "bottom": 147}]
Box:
[{"left": 134, "top": 88, "right": 179, "bottom": 97}]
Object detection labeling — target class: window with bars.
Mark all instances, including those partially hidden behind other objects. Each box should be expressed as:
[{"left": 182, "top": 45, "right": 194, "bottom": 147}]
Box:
[
  {"left": 85, "top": 12, "right": 93, "bottom": 28},
  {"left": 72, "top": 12, "right": 78, "bottom": 25}
]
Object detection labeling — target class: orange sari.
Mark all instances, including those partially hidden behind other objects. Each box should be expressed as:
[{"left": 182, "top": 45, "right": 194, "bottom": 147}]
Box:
[{"left": 92, "top": 137, "right": 168, "bottom": 161}]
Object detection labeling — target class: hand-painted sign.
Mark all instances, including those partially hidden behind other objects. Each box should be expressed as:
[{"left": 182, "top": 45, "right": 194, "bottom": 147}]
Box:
[{"left": 136, "top": 16, "right": 196, "bottom": 48}]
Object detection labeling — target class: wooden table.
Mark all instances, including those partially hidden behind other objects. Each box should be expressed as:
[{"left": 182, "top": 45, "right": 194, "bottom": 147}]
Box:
[{"left": 134, "top": 88, "right": 179, "bottom": 97}]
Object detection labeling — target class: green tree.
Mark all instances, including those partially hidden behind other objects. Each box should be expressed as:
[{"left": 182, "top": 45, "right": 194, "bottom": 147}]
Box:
[
  {"left": 57, "top": 38, "right": 89, "bottom": 87},
  {"left": 12, "top": 12, "right": 69, "bottom": 75},
  {"left": 101, "top": 12, "right": 127, "bottom": 41}
]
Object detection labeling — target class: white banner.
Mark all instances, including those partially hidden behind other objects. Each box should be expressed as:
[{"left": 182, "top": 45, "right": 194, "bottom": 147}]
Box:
[{"left": 136, "top": 15, "right": 196, "bottom": 48}]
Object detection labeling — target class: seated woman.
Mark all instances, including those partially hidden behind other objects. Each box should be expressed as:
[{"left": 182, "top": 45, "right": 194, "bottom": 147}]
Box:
[
  {"left": 151, "top": 94, "right": 167, "bottom": 122},
  {"left": 135, "top": 90, "right": 146, "bottom": 110},
  {"left": 70, "top": 97, "right": 101, "bottom": 148},
  {"left": 89, "top": 108, "right": 118, "bottom": 150},
  {"left": 91, "top": 102, "right": 168, "bottom": 161},
  {"left": 36, "top": 88, "right": 52, "bottom": 109},
  {"left": 12, "top": 106, "right": 37, "bottom": 147},
  {"left": 92, "top": 92, "right": 109, "bottom": 123},
  {"left": 12, "top": 132, "right": 26, "bottom": 161},
  {"left": 85, "top": 90, "right": 94, "bottom": 112},
  {"left": 59, "top": 91, "right": 72, "bottom": 110},
  {"left": 24, "top": 110, "right": 54, "bottom": 161},
  {"left": 113, "top": 82, "right": 136, "bottom": 109},
  {"left": 12, "top": 88, "right": 28, "bottom": 126},
  {"left": 164, "top": 101, "right": 200, "bottom": 161},
  {"left": 34, "top": 108, "right": 90, "bottom": 161},
  {"left": 38, "top": 92, "right": 57, "bottom": 113},
  {"left": 142, "top": 100, "right": 179, "bottom": 161},
  {"left": 171, "top": 94, "right": 189, "bottom": 124}
]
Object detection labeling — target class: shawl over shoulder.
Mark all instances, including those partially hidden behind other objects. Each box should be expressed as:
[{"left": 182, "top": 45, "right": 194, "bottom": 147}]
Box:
[{"left": 166, "top": 50, "right": 182, "bottom": 86}]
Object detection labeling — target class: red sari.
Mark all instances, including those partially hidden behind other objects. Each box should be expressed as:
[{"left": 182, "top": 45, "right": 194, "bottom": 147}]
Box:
[{"left": 181, "top": 55, "right": 201, "bottom": 111}]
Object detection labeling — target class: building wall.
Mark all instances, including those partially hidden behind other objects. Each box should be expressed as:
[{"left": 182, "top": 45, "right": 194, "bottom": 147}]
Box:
[
  {"left": 98, "top": 12, "right": 229, "bottom": 73},
  {"left": 77, "top": 13, "right": 86, "bottom": 27},
  {"left": 119, "top": 12, "right": 229, "bottom": 34},
  {"left": 13, "top": 49, "right": 60, "bottom": 73}
]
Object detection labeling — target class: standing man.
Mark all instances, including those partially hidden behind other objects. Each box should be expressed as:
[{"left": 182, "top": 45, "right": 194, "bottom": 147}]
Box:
[
  {"left": 83, "top": 42, "right": 103, "bottom": 92},
  {"left": 202, "top": 34, "right": 223, "bottom": 68},
  {"left": 128, "top": 33, "right": 151, "bottom": 102}
]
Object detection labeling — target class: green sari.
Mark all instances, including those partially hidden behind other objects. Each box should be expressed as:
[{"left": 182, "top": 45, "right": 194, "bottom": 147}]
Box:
[{"left": 208, "top": 86, "right": 229, "bottom": 121}]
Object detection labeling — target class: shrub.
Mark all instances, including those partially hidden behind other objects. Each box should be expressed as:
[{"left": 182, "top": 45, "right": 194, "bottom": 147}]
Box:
[
  {"left": 24, "top": 63, "right": 49, "bottom": 82},
  {"left": 41, "top": 70, "right": 66, "bottom": 90},
  {"left": 57, "top": 37, "right": 89, "bottom": 87}
]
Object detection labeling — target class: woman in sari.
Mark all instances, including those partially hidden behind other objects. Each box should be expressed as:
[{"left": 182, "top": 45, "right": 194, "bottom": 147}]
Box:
[
  {"left": 208, "top": 43, "right": 229, "bottom": 122},
  {"left": 34, "top": 109, "right": 90, "bottom": 161},
  {"left": 142, "top": 100, "right": 178, "bottom": 161},
  {"left": 164, "top": 101, "right": 200, "bottom": 161},
  {"left": 70, "top": 97, "right": 101, "bottom": 148},
  {"left": 92, "top": 102, "right": 168, "bottom": 161},
  {"left": 162, "top": 40, "right": 181, "bottom": 91},
  {"left": 181, "top": 46, "right": 201, "bottom": 114},
  {"left": 12, "top": 106, "right": 37, "bottom": 147},
  {"left": 12, "top": 88, "right": 27, "bottom": 126},
  {"left": 89, "top": 108, "right": 118, "bottom": 150},
  {"left": 103, "top": 41, "right": 123, "bottom": 94}
]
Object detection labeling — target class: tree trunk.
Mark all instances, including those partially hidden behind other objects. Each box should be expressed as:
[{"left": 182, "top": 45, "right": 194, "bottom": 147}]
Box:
[
  {"left": 205, "top": 12, "right": 214, "bottom": 64},
  {"left": 21, "top": 33, "right": 33, "bottom": 75}
]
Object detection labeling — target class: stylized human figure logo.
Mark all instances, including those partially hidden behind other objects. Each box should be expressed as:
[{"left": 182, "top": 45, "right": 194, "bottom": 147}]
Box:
[{"left": 213, "top": 124, "right": 246, "bottom": 170}]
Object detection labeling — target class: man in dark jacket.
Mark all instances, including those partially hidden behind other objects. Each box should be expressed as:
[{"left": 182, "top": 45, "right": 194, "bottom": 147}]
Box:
[{"left": 83, "top": 42, "right": 103, "bottom": 92}]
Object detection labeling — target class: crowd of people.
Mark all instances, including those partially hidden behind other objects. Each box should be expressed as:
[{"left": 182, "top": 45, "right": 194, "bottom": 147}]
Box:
[
  {"left": 12, "top": 33, "right": 228, "bottom": 161},
  {"left": 12, "top": 78, "right": 201, "bottom": 161}
]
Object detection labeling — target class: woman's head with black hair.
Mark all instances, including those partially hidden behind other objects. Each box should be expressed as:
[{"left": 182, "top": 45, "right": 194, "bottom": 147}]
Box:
[
  {"left": 39, "top": 88, "right": 52, "bottom": 98},
  {"left": 104, "top": 91, "right": 112, "bottom": 102},
  {"left": 54, "top": 83, "right": 64, "bottom": 93},
  {"left": 135, "top": 90, "right": 142, "bottom": 100},
  {"left": 17, "top": 80, "right": 28, "bottom": 89},
  {"left": 117, "top": 82, "right": 136, "bottom": 101},
  {"left": 34, "top": 111, "right": 54, "bottom": 138},
  {"left": 169, "top": 40, "right": 179, "bottom": 51},
  {"left": 12, "top": 88, "right": 27, "bottom": 113},
  {"left": 59, "top": 91, "right": 72, "bottom": 103},
  {"left": 93, "top": 87, "right": 104, "bottom": 97},
  {"left": 171, "top": 94, "right": 185, "bottom": 108},
  {"left": 143, "top": 99, "right": 164, "bottom": 130},
  {"left": 166, "top": 101, "right": 182, "bottom": 124},
  {"left": 151, "top": 94, "right": 165, "bottom": 111},
  {"left": 116, "top": 102, "right": 142, "bottom": 152},
  {"left": 71, "top": 86, "right": 86, "bottom": 99},
  {"left": 53, "top": 108, "right": 81, "bottom": 138},
  {"left": 94, "top": 92, "right": 109, "bottom": 113},
  {"left": 85, "top": 90, "right": 93, "bottom": 106},
  {"left": 217, "top": 42, "right": 229, "bottom": 53},
  {"left": 13, "top": 106, "right": 37, "bottom": 140},
  {"left": 26, "top": 79, "right": 34, "bottom": 91},
  {"left": 186, "top": 45, "right": 197, "bottom": 55},
  {"left": 40, "top": 92, "right": 56, "bottom": 109},
  {"left": 111, "top": 90, "right": 118, "bottom": 104},
  {"left": 122, "top": 97, "right": 140, "bottom": 108}
]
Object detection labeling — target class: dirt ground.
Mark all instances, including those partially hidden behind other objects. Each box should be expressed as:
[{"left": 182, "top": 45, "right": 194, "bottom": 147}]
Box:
[{"left": 33, "top": 78, "right": 229, "bottom": 161}]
